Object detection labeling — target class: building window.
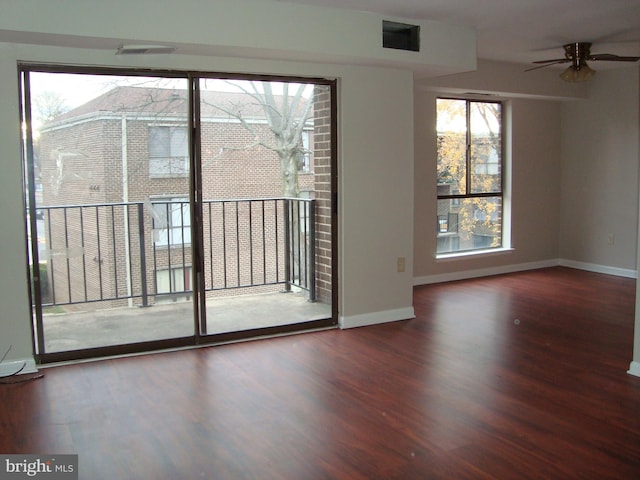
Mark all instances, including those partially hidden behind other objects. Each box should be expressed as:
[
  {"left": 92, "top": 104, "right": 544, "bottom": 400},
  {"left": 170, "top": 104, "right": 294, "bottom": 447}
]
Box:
[
  {"left": 149, "top": 126, "right": 188, "bottom": 177},
  {"left": 436, "top": 98, "right": 503, "bottom": 255},
  {"left": 155, "top": 266, "right": 192, "bottom": 304},
  {"left": 298, "top": 130, "right": 312, "bottom": 173},
  {"left": 151, "top": 197, "right": 191, "bottom": 247}
]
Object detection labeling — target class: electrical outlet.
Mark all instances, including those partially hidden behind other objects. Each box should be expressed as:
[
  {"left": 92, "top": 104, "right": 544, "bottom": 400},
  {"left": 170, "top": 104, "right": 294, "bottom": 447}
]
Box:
[
  {"left": 607, "top": 233, "right": 615, "bottom": 245},
  {"left": 397, "top": 257, "right": 406, "bottom": 272}
]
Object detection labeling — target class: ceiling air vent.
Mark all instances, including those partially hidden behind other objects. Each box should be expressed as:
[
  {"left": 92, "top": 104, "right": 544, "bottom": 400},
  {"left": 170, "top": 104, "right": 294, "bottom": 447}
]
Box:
[
  {"left": 116, "top": 45, "right": 176, "bottom": 55},
  {"left": 382, "top": 21, "right": 420, "bottom": 52}
]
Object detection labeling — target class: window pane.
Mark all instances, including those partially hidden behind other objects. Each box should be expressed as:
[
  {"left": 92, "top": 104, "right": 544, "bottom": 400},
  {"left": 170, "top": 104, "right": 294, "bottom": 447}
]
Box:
[
  {"left": 436, "top": 196, "right": 502, "bottom": 254},
  {"left": 169, "top": 157, "right": 188, "bottom": 176},
  {"left": 470, "top": 102, "right": 501, "bottom": 194},
  {"left": 149, "top": 157, "right": 171, "bottom": 177},
  {"left": 152, "top": 198, "right": 190, "bottom": 246},
  {"left": 149, "top": 127, "right": 188, "bottom": 177},
  {"left": 170, "top": 127, "right": 188, "bottom": 157},
  {"left": 437, "top": 98, "right": 467, "bottom": 194},
  {"left": 299, "top": 130, "right": 311, "bottom": 172},
  {"left": 149, "top": 127, "right": 170, "bottom": 157}
]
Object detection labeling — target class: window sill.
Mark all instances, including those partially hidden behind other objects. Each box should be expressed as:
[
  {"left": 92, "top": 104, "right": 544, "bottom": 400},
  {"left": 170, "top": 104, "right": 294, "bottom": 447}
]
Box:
[
  {"left": 436, "top": 247, "right": 514, "bottom": 262},
  {"left": 149, "top": 174, "right": 189, "bottom": 179},
  {"left": 153, "top": 244, "right": 192, "bottom": 250}
]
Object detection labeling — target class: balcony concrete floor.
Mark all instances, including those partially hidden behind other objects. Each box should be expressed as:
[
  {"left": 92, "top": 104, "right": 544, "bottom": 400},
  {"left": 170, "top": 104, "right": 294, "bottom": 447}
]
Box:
[{"left": 42, "top": 291, "right": 332, "bottom": 353}]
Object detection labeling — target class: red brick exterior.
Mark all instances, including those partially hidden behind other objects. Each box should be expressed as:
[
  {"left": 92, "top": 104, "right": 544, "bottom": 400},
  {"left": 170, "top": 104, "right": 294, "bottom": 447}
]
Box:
[{"left": 312, "top": 85, "right": 333, "bottom": 305}]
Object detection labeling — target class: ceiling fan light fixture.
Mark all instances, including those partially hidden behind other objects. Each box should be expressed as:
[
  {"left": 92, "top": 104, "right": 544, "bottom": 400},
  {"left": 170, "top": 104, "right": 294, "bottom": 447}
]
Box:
[
  {"left": 528, "top": 41, "right": 640, "bottom": 82},
  {"left": 560, "top": 62, "right": 596, "bottom": 83}
]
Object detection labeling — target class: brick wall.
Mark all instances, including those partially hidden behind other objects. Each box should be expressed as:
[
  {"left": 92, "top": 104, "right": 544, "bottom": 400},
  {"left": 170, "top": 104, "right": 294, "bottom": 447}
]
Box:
[{"left": 312, "top": 85, "right": 333, "bottom": 305}]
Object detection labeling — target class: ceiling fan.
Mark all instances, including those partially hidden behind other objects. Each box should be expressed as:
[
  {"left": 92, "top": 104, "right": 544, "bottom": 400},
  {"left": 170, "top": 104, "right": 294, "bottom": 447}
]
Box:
[{"left": 526, "top": 42, "right": 640, "bottom": 82}]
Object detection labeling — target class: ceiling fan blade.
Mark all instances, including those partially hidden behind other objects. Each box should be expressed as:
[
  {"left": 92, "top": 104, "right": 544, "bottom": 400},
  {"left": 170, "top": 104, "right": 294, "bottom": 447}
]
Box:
[
  {"left": 531, "top": 58, "right": 567, "bottom": 64},
  {"left": 589, "top": 53, "right": 640, "bottom": 62},
  {"left": 525, "top": 60, "right": 569, "bottom": 72}
]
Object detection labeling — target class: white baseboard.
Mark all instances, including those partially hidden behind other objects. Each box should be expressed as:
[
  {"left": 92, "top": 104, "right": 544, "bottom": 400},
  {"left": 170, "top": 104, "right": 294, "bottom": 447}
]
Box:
[
  {"left": 414, "top": 258, "right": 637, "bottom": 286},
  {"left": 628, "top": 361, "right": 640, "bottom": 378},
  {"left": 414, "top": 259, "right": 559, "bottom": 286},
  {"left": 0, "top": 357, "right": 38, "bottom": 377},
  {"left": 339, "top": 306, "right": 415, "bottom": 329},
  {"left": 558, "top": 259, "right": 637, "bottom": 279}
]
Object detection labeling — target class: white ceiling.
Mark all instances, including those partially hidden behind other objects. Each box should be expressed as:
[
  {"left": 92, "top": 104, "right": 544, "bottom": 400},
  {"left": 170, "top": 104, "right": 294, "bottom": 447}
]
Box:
[
  {"left": 3, "top": 0, "right": 639, "bottom": 73},
  {"left": 272, "top": 0, "right": 640, "bottom": 68}
]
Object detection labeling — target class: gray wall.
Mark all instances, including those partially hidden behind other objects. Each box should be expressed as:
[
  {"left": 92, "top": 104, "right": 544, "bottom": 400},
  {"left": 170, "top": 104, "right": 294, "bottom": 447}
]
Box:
[{"left": 560, "top": 67, "right": 640, "bottom": 272}]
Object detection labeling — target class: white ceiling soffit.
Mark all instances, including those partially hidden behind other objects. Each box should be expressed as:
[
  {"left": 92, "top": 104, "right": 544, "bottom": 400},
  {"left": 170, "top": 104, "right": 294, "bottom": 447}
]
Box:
[{"left": 0, "top": 0, "right": 476, "bottom": 77}]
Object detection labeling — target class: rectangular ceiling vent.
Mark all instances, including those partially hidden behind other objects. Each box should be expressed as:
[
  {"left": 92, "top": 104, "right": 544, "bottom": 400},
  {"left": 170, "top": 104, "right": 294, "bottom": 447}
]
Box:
[
  {"left": 116, "top": 45, "right": 176, "bottom": 55},
  {"left": 382, "top": 21, "right": 420, "bottom": 52}
]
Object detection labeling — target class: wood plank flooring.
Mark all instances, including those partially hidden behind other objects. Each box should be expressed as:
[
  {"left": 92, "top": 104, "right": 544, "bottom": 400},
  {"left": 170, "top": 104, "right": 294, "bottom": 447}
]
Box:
[{"left": 1, "top": 267, "right": 639, "bottom": 479}]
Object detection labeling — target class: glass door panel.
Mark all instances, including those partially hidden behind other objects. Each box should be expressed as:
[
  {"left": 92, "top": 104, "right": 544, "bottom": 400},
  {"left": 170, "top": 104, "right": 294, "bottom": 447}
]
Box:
[
  {"left": 22, "top": 70, "right": 193, "bottom": 356},
  {"left": 196, "top": 78, "right": 333, "bottom": 335}
]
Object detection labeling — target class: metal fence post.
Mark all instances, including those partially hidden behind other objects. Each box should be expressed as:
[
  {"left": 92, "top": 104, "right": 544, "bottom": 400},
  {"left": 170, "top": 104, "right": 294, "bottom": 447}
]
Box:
[
  {"left": 283, "top": 198, "right": 291, "bottom": 292},
  {"left": 137, "top": 203, "right": 149, "bottom": 307},
  {"left": 308, "top": 199, "right": 316, "bottom": 302}
]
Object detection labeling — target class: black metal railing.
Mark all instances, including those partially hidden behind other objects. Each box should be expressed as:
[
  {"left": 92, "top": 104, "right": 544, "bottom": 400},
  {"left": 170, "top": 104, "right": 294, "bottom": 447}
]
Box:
[{"left": 32, "top": 197, "right": 316, "bottom": 308}]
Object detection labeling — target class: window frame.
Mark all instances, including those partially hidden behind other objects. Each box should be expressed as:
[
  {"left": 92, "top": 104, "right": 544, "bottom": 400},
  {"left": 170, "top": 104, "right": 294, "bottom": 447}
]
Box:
[
  {"left": 19, "top": 61, "right": 339, "bottom": 363},
  {"left": 436, "top": 96, "right": 505, "bottom": 256}
]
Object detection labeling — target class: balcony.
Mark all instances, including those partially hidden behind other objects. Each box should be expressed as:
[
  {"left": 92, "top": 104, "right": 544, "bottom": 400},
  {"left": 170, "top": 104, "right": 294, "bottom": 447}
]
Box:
[{"left": 29, "top": 197, "right": 331, "bottom": 354}]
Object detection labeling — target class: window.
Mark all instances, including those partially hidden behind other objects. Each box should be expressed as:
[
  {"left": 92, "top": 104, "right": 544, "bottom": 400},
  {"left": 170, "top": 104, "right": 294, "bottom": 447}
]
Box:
[
  {"left": 155, "top": 266, "right": 192, "bottom": 304},
  {"left": 436, "top": 98, "right": 503, "bottom": 255},
  {"left": 149, "top": 126, "right": 188, "bottom": 177},
  {"left": 298, "top": 130, "right": 312, "bottom": 173},
  {"left": 151, "top": 197, "right": 191, "bottom": 247}
]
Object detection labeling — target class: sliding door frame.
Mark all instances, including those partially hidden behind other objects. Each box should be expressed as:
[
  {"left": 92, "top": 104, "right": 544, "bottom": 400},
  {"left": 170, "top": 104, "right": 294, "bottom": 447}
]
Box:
[{"left": 19, "top": 63, "right": 338, "bottom": 363}]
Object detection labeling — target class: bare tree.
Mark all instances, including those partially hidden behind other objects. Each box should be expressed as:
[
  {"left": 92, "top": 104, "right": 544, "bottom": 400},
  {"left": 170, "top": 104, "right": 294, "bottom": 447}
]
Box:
[
  {"left": 200, "top": 80, "right": 316, "bottom": 287},
  {"left": 203, "top": 80, "right": 314, "bottom": 198},
  {"left": 34, "top": 90, "right": 70, "bottom": 123}
]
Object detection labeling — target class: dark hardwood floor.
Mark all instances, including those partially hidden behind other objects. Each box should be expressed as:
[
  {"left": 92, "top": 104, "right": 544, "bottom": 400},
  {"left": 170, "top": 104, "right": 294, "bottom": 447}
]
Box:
[{"left": 1, "top": 267, "right": 639, "bottom": 479}]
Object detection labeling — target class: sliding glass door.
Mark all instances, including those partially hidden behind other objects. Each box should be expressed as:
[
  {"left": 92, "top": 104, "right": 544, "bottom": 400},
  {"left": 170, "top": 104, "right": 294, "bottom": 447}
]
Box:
[
  {"left": 195, "top": 78, "right": 334, "bottom": 337},
  {"left": 21, "top": 66, "right": 336, "bottom": 362}
]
